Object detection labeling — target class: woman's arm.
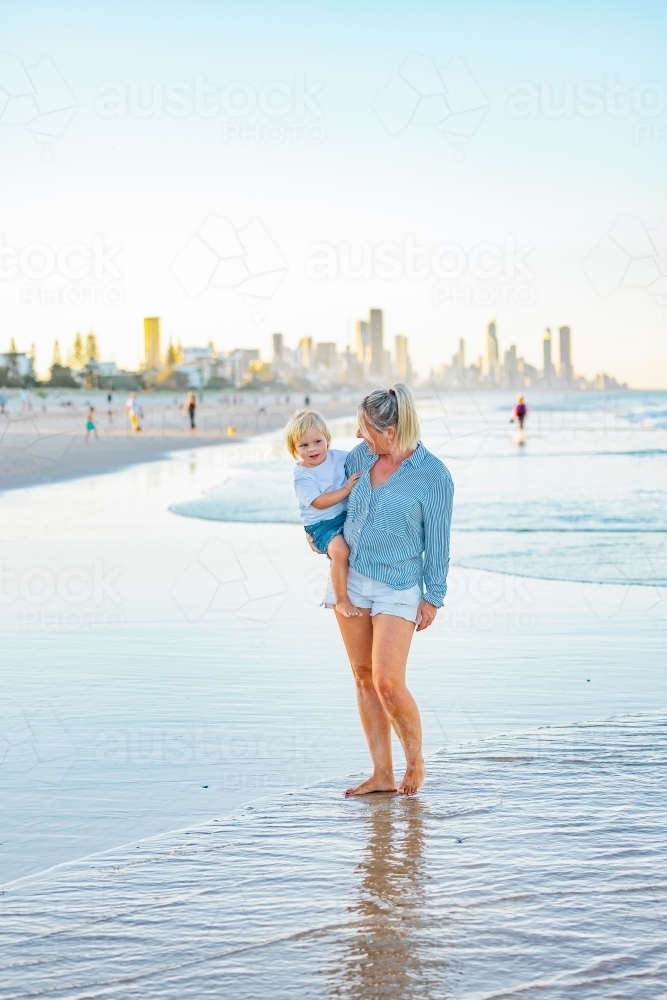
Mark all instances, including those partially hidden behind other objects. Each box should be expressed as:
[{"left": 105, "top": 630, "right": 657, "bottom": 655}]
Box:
[{"left": 421, "top": 471, "right": 454, "bottom": 609}]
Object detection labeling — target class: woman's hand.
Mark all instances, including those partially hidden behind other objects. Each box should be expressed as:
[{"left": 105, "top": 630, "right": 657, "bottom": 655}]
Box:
[{"left": 415, "top": 600, "right": 437, "bottom": 632}]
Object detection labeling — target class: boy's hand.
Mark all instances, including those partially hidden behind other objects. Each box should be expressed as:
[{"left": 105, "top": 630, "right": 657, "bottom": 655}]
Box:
[{"left": 345, "top": 472, "right": 362, "bottom": 495}]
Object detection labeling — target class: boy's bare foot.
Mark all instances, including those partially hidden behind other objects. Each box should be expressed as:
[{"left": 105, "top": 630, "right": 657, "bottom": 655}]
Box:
[
  {"left": 345, "top": 772, "right": 397, "bottom": 797},
  {"left": 335, "top": 599, "right": 362, "bottom": 618},
  {"left": 398, "top": 758, "right": 425, "bottom": 797}
]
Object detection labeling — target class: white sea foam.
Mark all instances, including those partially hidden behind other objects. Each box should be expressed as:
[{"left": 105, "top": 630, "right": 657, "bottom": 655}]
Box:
[{"left": 170, "top": 392, "right": 667, "bottom": 586}]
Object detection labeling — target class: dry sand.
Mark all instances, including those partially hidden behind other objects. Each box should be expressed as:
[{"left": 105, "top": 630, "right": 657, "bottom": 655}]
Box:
[{"left": 0, "top": 394, "right": 355, "bottom": 492}]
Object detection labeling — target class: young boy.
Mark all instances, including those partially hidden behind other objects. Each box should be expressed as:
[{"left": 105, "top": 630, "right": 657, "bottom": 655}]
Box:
[
  {"left": 286, "top": 409, "right": 361, "bottom": 618},
  {"left": 85, "top": 405, "right": 99, "bottom": 442}
]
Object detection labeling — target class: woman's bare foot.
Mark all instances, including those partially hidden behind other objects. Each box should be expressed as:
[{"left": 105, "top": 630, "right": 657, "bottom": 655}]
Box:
[
  {"left": 335, "top": 599, "right": 363, "bottom": 618},
  {"left": 398, "top": 758, "right": 425, "bottom": 796},
  {"left": 344, "top": 772, "right": 397, "bottom": 797}
]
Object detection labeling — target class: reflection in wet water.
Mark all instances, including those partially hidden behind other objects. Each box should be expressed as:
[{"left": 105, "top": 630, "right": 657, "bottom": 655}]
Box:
[
  {"left": 2, "top": 717, "right": 666, "bottom": 999},
  {"left": 331, "top": 797, "right": 437, "bottom": 1000}
]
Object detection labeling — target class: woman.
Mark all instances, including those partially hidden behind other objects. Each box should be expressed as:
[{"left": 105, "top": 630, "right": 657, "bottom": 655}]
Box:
[
  {"left": 323, "top": 383, "right": 453, "bottom": 797},
  {"left": 184, "top": 391, "right": 196, "bottom": 432}
]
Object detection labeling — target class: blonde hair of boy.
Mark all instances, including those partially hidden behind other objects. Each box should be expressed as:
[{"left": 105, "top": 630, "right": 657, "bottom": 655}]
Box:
[
  {"left": 358, "top": 382, "right": 420, "bottom": 452},
  {"left": 285, "top": 409, "right": 332, "bottom": 459}
]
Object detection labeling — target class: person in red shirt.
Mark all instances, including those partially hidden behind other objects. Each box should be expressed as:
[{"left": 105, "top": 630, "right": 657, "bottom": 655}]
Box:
[{"left": 513, "top": 396, "right": 528, "bottom": 430}]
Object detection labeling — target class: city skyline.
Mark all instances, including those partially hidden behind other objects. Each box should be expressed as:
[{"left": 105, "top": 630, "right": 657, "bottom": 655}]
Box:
[
  {"left": 1, "top": 310, "right": 626, "bottom": 393},
  {"left": 2, "top": 2, "right": 667, "bottom": 387}
]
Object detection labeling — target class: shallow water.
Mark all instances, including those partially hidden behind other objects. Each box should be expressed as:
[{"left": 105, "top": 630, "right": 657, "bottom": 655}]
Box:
[
  {"left": 3, "top": 713, "right": 666, "bottom": 999},
  {"left": 2, "top": 391, "right": 666, "bottom": 995},
  {"left": 171, "top": 391, "right": 667, "bottom": 587}
]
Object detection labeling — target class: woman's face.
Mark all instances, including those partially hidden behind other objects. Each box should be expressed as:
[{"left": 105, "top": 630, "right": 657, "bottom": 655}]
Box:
[{"left": 357, "top": 418, "right": 395, "bottom": 455}]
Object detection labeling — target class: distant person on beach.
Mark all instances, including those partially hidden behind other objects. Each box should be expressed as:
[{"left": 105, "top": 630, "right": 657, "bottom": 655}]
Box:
[
  {"left": 287, "top": 410, "right": 361, "bottom": 617},
  {"left": 107, "top": 392, "right": 113, "bottom": 424},
  {"left": 512, "top": 396, "right": 528, "bottom": 429},
  {"left": 0, "top": 386, "right": 7, "bottom": 415},
  {"left": 125, "top": 392, "right": 142, "bottom": 432},
  {"left": 184, "top": 391, "right": 196, "bottom": 431},
  {"left": 85, "top": 406, "right": 99, "bottom": 442},
  {"left": 317, "top": 384, "right": 453, "bottom": 798}
]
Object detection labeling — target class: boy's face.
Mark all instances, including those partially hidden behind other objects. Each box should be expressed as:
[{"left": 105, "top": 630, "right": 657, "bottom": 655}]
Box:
[{"left": 295, "top": 429, "right": 328, "bottom": 466}]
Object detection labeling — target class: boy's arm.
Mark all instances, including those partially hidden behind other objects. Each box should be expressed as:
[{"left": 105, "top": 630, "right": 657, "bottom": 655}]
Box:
[{"left": 310, "top": 474, "right": 360, "bottom": 510}]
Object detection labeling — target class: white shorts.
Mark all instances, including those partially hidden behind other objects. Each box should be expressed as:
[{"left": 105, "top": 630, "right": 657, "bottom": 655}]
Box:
[{"left": 323, "top": 567, "right": 422, "bottom": 623}]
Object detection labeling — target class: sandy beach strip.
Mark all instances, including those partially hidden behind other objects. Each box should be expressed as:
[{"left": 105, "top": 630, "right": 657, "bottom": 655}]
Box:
[{"left": 0, "top": 396, "right": 355, "bottom": 493}]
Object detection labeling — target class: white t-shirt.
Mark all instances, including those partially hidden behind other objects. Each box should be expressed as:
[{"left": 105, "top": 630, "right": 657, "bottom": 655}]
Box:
[{"left": 293, "top": 448, "right": 348, "bottom": 526}]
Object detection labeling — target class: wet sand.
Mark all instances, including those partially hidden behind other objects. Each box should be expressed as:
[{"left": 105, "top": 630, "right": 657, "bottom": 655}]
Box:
[
  {"left": 2, "top": 407, "right": 666, "bottom": 996},
  {"left": 3, "top": 716, "right": 666, "bottom": 999},
  {"left": 1, "top": 432, "right": 665, "bottom": 884},
  {"left": 0, "top": 395, "right": 354, "bottom": 492}
]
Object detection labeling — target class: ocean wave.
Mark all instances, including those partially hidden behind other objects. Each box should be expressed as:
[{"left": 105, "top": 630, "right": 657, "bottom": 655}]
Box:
[{"left": 625, "top": 405, "right": 667, "bottom": 428}]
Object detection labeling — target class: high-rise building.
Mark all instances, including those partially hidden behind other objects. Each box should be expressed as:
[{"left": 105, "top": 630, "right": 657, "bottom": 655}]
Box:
[
  {"left": 370, "top": 308, "right": 384, "bottom": 377},
  {"left": 342, "top": 346, "right": 358, "bottom": 384},
  {"left": 272, "top": 333, "right": 284, "bottom": 362},
  {"left": 452, "top": 338, "right": 466, "bottom": 370},
  {"left": 485, "top": 321, "right": 499, "bottom": 381},
  {"left": 395, "top": 335, "right": 409, "bottom": 380},
  {"left": 504, "top": 345, "right": 518, "bottom": 387},
  {"left": 543, "top": 328, "right": 554, "bottom": 384},
  {"left": 355, "top": 321, "right": 370, "bottom": 368},
  {"left": 559, "top": 326, "right": 573, "bottom": 383},
  {"left": 298, "top": 337, "right": 313, "bottom": 367},
  {"left": 315, "top": 342, "right": 337, "bottom": 368},
  {"left": 144, "top": 317, "right": 160, "bottom": 369}
]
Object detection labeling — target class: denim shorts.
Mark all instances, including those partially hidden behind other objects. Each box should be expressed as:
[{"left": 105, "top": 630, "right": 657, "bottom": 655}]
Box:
[
  {"left": 304, "top": 511, "right": 346, "bottom": 554},
  {"left": 323, "top": 566, "right": 422, "bottom": 623}
]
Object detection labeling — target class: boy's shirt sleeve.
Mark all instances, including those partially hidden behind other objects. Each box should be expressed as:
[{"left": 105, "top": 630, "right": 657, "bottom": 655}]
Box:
[{"left": 293, "top": 466, "right": 321, "bottom": 508}]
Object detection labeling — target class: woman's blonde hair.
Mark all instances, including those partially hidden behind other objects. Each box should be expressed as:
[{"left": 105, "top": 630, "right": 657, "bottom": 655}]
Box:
[
  {"left": 358, "top": 382, "right": 420, "bottom": 452},
  {"left": 284, "top": 409, "right": 331, "bottom": 458}
]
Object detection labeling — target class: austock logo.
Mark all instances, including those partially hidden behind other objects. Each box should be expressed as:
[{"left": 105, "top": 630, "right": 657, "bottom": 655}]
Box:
[
  {"left": 373, "top": 52, "right": 488, "bottom": 146},
  {"left": 582, "top": 214, "right": 667, "bottom": 309},
  {"left": 170, "top": 538, "right": 287, "bottom": 624},
  {"left": 0, "top": 52, "right": 76, "bottom": 157},
  {"left": 171, "top": 214, "right": 287, "bottom": 304}
]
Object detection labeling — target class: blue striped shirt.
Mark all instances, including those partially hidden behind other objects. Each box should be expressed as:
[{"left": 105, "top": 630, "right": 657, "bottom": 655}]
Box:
[{"left": 344, "top": 441, "right": 454, "bottom": 607}]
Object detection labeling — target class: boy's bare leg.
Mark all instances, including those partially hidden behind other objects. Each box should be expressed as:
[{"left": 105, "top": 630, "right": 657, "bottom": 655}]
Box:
[{"left": 328, "top": 534, "right": 361, "bottom": 618}]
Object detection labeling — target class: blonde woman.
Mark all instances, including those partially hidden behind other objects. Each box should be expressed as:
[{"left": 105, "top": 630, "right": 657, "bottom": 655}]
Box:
[
  {"left": 183, "top": 391, "right": 196, "bottom": 431},
  {"left": 322, "top": 383, "right": 453, "bottom": 797}
]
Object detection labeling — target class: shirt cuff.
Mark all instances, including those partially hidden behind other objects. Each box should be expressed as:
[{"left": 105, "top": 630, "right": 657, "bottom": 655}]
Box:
[{"left": 422, "top": 591, "right": 444, "bottom": 609}]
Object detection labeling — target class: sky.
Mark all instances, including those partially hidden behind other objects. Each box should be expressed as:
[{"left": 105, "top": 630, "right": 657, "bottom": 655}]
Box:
[{"left": 2, "top": 0, "right": 667, "bottom": 386}]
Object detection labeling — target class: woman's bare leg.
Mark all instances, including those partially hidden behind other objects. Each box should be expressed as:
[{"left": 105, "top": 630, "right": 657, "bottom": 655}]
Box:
[
  {"left": 334, "top": 609, "right": 396, "bottom": 795},
  {"left": 371, "top": 614, "right": 424, "bottom": 796}
]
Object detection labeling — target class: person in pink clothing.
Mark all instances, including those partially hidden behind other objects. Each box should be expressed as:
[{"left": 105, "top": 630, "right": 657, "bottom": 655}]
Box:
[{"left": 512, "top": 396, "right": 528, "bottom": 430}]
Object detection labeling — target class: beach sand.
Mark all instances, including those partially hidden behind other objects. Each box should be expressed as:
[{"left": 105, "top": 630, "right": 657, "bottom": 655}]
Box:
[
  {"left": 0, "top": 395, "right": 354, "bottom": 492},
  {"left": 1, "top": 433, "right": 665, "bottom": 881},
  {"left": 3, "top": 715, "right": 666, "bottom": 998},
  {"left": 2, "top": 410, "right": 666, "bottom": 996}
]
